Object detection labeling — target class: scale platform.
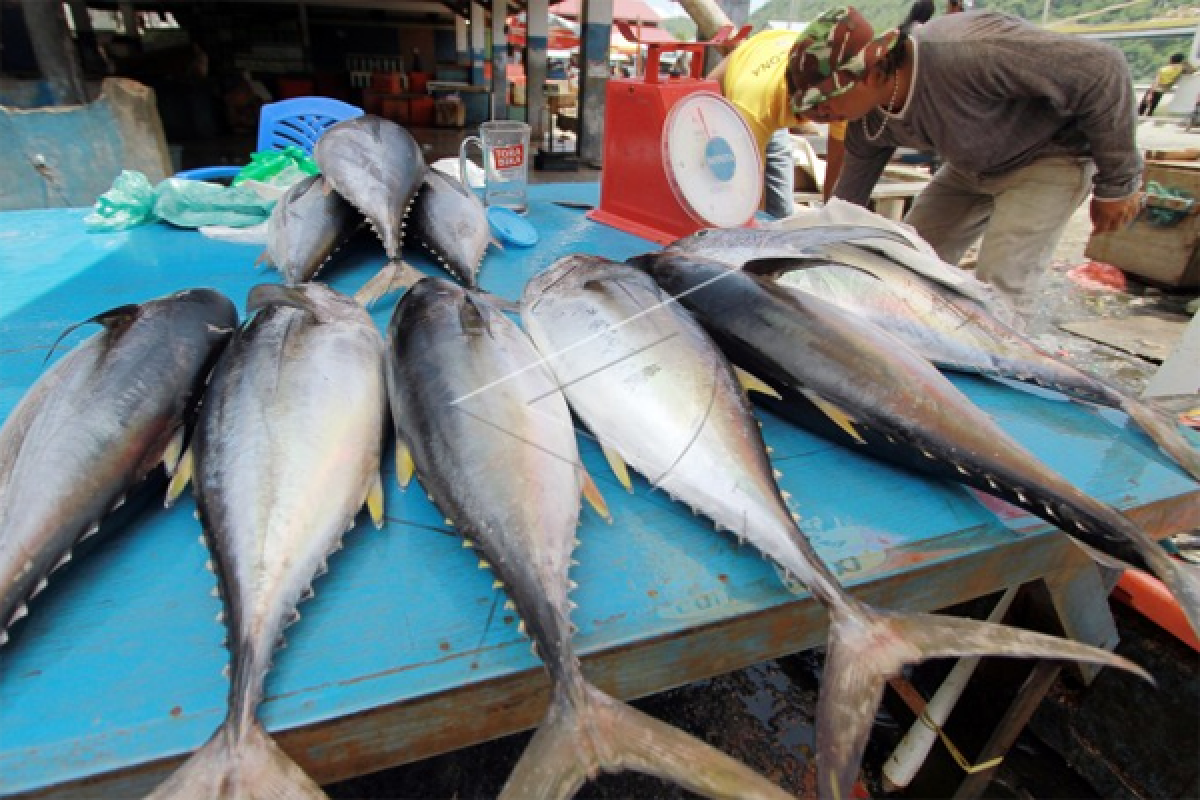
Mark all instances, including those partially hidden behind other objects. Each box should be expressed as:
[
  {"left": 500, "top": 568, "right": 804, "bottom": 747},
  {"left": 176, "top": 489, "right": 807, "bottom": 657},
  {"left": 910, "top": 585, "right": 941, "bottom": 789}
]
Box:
[{"left": 589, "top": 26, "right": 761, "bottom": 245}]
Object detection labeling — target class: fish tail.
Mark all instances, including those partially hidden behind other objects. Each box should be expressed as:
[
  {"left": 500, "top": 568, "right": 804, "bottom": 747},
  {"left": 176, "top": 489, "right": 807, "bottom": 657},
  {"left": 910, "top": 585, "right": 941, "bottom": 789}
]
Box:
[
  {"left": 814, "top": 603, "right": 1151, "bottom": 800},
  {"left": 145, "top": 720, "right": 327, "bottom": 800},
  {"left": 499, "top": 681, "right": 794, "bottom": 800},
  {"left": 1120, "top": 396, "right": 1200, "bottom": 482},
  {"left": 354, "top": 260, "right": 424, "bottom": 307}
]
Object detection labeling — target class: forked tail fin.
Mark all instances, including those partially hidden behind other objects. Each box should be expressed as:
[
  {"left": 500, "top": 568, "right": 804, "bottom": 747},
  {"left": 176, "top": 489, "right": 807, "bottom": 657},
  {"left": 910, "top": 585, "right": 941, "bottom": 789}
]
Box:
[
  {"left": 1119, "top": 396, "right": 1200, "bottom": 482},
  {"left": 145, "top": 719, "right": 328, "bottom": 800},
  {"left": 354, "top": 260, "right": 425, "bottom": 307},
  {"left": 814, "top": 605, "right": 1152, "bottom": 800},
  {"left": 499, "top": 681, "right": 795, "bottom": 800}
]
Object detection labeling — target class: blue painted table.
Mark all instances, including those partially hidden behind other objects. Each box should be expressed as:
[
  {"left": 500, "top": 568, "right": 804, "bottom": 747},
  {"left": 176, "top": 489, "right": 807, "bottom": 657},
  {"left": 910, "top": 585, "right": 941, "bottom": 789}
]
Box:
[{"left": 1, "top": 183, "right": 1197, "bottom": 798}]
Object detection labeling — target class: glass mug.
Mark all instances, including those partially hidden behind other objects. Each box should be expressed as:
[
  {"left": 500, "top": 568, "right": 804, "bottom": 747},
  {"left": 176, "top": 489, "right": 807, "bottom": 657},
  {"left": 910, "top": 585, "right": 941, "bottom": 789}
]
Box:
[{"left": 459, "top": 121, "right": 531, "bottom": 214}]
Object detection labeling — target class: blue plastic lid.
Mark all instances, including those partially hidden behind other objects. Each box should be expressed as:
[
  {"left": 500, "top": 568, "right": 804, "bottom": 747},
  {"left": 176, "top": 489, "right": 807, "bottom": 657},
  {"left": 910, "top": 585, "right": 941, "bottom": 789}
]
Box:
[{"left": 488, "top": 206, "right": 538, "bottom": 247}]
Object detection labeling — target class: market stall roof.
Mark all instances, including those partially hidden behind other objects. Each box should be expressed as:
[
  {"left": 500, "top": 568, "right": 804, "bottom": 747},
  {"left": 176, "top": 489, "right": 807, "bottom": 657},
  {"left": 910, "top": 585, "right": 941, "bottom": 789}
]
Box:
[{"left": 550, "top": 0, "right": 664, "bottom": 23}]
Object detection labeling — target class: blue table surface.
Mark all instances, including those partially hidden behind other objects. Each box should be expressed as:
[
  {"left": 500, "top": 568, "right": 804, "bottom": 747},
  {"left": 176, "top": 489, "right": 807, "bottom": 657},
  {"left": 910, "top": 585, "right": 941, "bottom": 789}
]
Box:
[{"left": 0, "top": 183, "right": 1196, "bottom": 794}]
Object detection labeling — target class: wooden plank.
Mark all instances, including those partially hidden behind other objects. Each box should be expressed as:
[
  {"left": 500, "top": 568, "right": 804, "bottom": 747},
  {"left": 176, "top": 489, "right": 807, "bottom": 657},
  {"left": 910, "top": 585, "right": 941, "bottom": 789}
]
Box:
[
  {"left": 1058, "top": 311, "right": 1189, "bottom": 363},
  {"left": 951, "top": 663, "right": 1064, "bottom": 799},
  {"left": 12, "top": 533, "right": 1087, "bottom": 799}
]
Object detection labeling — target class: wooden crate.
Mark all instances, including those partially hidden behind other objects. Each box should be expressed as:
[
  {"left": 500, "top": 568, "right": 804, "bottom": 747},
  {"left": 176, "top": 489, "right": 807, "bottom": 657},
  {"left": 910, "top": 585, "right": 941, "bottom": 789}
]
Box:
[{"left": 1085, "top": 161, "right": 1200, "bottom": 288}]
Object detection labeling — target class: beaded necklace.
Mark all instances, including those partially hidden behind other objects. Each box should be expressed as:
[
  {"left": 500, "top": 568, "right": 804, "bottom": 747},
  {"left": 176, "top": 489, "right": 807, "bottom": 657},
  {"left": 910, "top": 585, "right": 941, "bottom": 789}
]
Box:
[{"left": 861, "top": 72, "right": 901, "bottom": 142}]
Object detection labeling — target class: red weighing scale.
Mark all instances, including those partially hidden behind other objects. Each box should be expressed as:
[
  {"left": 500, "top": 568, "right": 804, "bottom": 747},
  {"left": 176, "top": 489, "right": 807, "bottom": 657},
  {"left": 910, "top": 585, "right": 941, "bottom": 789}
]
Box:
[{"left": 588, "top": 24, "right": 762, "bottom": 245}]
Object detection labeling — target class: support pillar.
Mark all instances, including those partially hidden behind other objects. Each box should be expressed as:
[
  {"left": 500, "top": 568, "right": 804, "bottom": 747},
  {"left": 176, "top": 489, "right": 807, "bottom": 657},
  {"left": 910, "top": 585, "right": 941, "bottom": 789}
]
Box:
[
  {"left": 20, "top": 0, "right": 87, "bottom": 105},
  {"left": 490, "top": 0, "right": 508, "bottom": 120},
  {"left": 470, "top": 2, "right": 486, "bottom": 86},
  {"left": 526, "top": 0, "right": 549, "bottom": 142},
  {"left": 456, "top": 15, "right": 469, "bottom": 67},
  {"left": 577, "top": 0, "right": 613, "bottom": 166}
]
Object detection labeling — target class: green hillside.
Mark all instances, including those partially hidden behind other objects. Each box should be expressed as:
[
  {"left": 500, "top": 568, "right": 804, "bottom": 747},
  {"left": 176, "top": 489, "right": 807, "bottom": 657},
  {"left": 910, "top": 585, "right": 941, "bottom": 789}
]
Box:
[{"left": 661, "top": 0, "right": 1199, "bottom": 80}]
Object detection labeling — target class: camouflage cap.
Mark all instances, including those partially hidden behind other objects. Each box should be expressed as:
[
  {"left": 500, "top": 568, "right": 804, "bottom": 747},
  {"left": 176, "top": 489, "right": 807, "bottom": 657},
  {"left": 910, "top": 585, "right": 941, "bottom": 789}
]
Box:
[{"left": 787, "top": 7, "right": 903, "bottom": 114}]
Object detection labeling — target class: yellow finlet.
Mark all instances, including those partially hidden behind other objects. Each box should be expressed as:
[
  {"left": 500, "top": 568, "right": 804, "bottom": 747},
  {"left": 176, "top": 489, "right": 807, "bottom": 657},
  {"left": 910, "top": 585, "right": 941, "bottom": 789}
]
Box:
[
  {"left": 580, "top": 466, "right": 611, "bottom": 522},
  {"left": 162, "top": 425, "right": 186, "bottom": 476},
  {"left": 395, "top": 439, "right": 415, "bottom": 488},
  {"left": 601, "top": 443, "right": 633, "bottom": 493},
  {"left": 801, "top": 389, "right": 866, "bottom": 445},
  {"left": 165, "top": 447, "right": 194, "bottom": 508},
  {"left": 366, "top": 472, "right": 385, "bottom": 529},
  {"left": 735, "top": 366, "right": 782, "bottom": 399}
]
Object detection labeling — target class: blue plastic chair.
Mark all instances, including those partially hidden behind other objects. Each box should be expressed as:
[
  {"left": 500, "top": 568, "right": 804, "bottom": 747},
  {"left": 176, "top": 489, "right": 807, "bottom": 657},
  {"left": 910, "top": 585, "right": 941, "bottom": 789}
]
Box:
[{"left": 175, "top": 96, "right": 364, "bottom": 182}]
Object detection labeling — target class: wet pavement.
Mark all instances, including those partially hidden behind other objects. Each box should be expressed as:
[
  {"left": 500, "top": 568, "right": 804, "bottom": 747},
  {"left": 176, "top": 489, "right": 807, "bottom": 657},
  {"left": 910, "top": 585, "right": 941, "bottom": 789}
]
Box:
[{"left": 327, "top": 118, "right": 1199, "bottom": 800}]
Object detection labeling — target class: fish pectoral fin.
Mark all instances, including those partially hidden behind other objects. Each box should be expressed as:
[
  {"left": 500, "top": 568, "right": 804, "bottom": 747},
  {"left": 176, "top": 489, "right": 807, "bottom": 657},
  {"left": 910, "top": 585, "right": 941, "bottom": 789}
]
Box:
[
  {"left": 253, "top": 249, "right": 270, "bottom": 270},
  {"left": 395, "top": 438, "right": 416, "bottom": 488},
  {"left": 580, "top": 466, "right": 612, "bottom": 522},
  {"left": 162, "top": 425, "right": 187, "bottom": 476},
  {"left": 164, "top": 446, "right": 194, "bottom": 508},
  {"left": 600, "top": 443, "right": 633, "bottom": 493},
  {"left": 476, "top": 290, "right": 519, "bottom": 315},
  {"left": 366, "top": 472, "right": 385, "bottom": 529},
  {"left": 354, "top": 260, "right": 424, "bottom": 308},
  {"left": 735, "top": 366, "right": 781, "bottom": 400},
  {"left": 801, "top": 389, "right": 867, "bottom": 445},
  {"left": 500, "top": 682, "right": 792, "bottom": 800},
  {"left": 44, "top": 303, "right": 141, "bottom": 364},
  {"left": 459, "top": 292, "right": 497, "bottom": 335},
  {"left": 490, "top": 236, "right": 506, "bottom": 251}
]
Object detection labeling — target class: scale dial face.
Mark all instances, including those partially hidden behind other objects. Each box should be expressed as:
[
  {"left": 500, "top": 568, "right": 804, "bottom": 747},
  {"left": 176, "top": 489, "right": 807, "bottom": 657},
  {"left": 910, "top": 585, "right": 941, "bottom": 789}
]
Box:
[{"left": 662, "top": 91, "right": 763, "bottom": 228}]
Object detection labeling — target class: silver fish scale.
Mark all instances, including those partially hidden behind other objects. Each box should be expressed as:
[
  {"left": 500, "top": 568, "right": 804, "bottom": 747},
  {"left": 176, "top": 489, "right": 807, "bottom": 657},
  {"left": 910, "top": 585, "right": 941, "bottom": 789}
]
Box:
[
  {"left": 193, "top": 285, "right": 385, "bottom": 723},
  {"left": 314, "top": 115, "right": 426, "bottom": 262},
  {"left": 387, "top": 280, "right": 581, "bottom": 677},
  {"left": 266, "top": 174, "right": 361, "bottom": 285},
  {"left": 411, "top": 170, "right": 488, "bottom": 288},
  {"left": 521, "top": 256, "right": 844, "bottom": 604},
  {"left": 0, "top": 290, "right": 237, "bottom": 643}
]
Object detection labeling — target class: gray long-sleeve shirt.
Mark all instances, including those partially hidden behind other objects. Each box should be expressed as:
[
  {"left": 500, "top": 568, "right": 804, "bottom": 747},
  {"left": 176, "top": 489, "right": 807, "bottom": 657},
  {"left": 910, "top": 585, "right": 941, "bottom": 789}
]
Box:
[{"left": 835, "top": 11, "right": 1143, "bottom": 205}]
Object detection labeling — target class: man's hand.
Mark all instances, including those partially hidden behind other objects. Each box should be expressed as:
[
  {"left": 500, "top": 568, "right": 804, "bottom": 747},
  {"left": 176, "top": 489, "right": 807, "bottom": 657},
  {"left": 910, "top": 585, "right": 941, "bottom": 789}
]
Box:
[{"left": 1091, "top": 192, "right": 1144, "bottom": 234}]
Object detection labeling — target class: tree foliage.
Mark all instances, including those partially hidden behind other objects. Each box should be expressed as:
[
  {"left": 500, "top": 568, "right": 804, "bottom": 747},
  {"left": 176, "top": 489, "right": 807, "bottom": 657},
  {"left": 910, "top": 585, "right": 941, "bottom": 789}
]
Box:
[{"left": 660, "top": 0, "right": 1199, "bottom": 81}]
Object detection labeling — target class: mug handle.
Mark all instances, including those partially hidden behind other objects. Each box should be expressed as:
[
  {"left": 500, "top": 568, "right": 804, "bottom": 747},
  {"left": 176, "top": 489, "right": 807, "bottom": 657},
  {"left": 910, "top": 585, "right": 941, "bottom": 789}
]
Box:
[{"left": 459, "top": 136, "right": 483, "bottom": 190}]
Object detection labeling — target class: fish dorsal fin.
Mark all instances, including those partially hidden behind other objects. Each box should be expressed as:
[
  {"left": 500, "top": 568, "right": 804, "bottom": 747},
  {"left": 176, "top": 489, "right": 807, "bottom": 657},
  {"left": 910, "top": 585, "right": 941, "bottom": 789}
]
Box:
[
  {"left": 601, "top": 443, "right": 633, "bottom": 492},
  {"left": 580, "top": 465, "right": 611, "bottom": 521},
  {"left": 44, "top": 303, "right": 140, "bottom": 364},
  {"left": 366, "top": 472, "right": 385, "bottom": 529},
  {"left": 247, "top": 284, "right": 320, "bottom": 320},
  {"left": 395, "top": 437, "right": 416, "bottom": 488},
  {"left": 165, "top": 446, "right": 194, "bottom": 508},
  {"left": 800, "top": 388, "right": 867, "bottom": 445},
  {"left": 734, "top": 366, "right": 781, "bottom": 399}
]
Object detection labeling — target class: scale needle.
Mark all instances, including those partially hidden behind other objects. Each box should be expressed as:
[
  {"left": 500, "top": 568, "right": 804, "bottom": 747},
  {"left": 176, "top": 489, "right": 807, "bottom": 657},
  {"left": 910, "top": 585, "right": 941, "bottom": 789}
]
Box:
[{"left": 697, "top": 108, "right": 711, "bottom": 138}]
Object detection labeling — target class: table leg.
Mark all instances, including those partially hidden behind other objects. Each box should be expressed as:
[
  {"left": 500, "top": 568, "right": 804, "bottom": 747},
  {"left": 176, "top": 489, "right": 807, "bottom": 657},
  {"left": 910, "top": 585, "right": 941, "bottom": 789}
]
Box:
[{"left": 1040, "top": 546, "right": 1120, "bottom": 685}]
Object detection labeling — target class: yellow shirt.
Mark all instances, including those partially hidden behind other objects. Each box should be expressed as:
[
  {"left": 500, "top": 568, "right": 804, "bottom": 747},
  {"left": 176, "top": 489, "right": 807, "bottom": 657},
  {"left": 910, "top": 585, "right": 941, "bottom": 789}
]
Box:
[
  {"left": 722, "top": 30, "right": 847, "bottom": 153},
  {"left": 1156, "top": 63, "right": 1186, "bottom": 90}
]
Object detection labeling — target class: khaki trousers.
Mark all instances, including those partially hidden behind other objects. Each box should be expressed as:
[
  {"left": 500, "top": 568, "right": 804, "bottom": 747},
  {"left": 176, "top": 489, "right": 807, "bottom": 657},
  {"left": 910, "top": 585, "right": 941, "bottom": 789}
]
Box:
[{"left": 904, "top": 157, "right": 1096, "bottom": 315}]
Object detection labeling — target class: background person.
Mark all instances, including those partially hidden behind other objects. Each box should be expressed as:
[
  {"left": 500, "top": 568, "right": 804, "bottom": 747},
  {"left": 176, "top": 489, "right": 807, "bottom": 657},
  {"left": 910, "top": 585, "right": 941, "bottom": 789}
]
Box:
[
  {"left": 708, "top": 30, "right": 830, "bottom": 218},
  {"left": 788, "top": 6, "right": 1143, "bottom": 318},
  {"left": 1139, "top": 53, "right": 1195, "bottom": 117}
]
